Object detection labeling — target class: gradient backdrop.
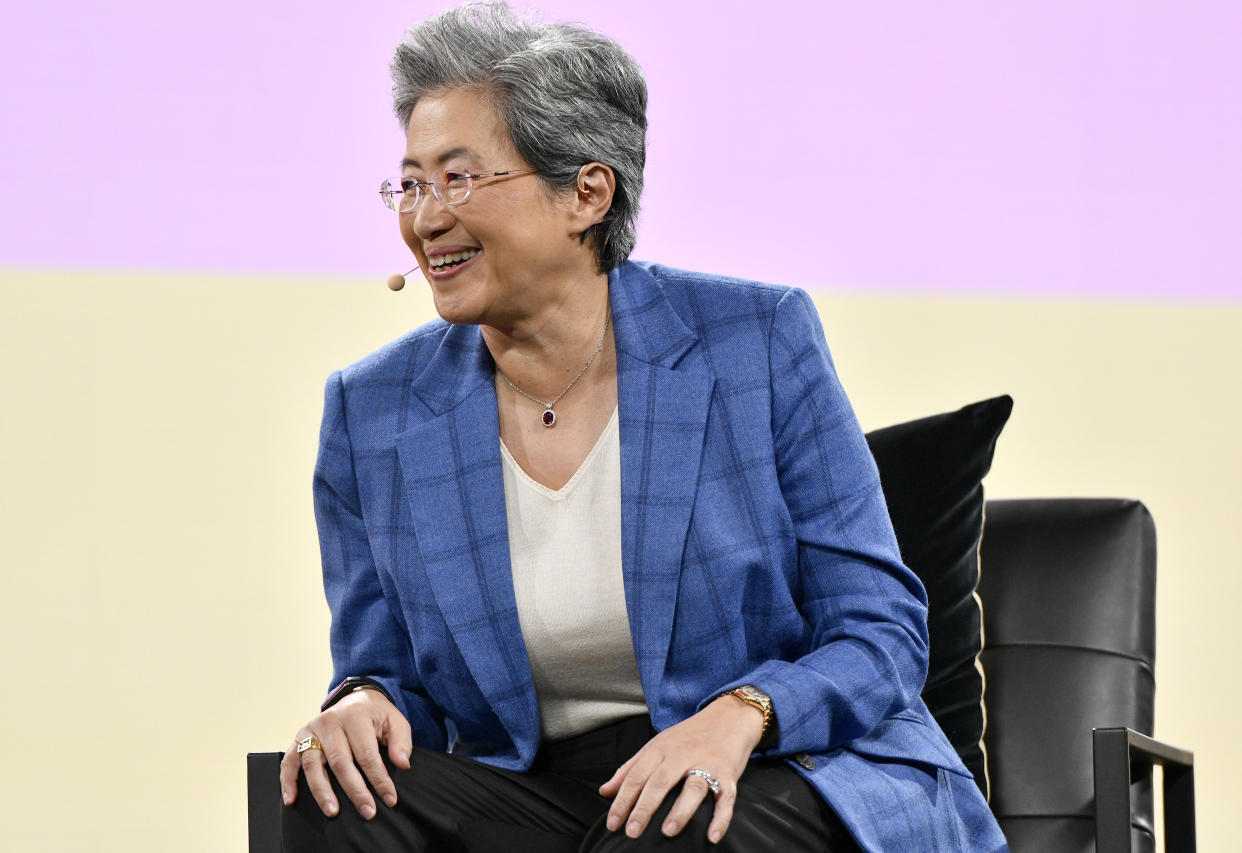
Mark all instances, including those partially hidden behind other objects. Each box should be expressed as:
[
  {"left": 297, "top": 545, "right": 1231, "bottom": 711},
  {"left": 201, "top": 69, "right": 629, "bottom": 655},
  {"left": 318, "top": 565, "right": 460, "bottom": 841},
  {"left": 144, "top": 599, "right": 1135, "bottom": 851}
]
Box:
[{"left": 2, "top": 2, "right": 1239, "bottom": 851}]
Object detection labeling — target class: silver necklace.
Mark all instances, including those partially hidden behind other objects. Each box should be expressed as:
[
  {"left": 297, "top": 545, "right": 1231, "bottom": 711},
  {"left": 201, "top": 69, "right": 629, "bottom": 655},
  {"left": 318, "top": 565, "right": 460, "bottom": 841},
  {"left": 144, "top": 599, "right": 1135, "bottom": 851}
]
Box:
[{"left": 496, "top": 309, "right": 610, "bottom": 428}]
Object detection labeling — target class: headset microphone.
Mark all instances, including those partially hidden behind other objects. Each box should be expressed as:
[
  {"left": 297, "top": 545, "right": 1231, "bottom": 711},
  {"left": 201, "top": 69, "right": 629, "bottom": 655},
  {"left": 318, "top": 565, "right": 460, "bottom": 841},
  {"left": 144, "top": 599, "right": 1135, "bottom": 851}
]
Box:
[{"left": 387, "top": 266, "right": 420, "bottom": 291}]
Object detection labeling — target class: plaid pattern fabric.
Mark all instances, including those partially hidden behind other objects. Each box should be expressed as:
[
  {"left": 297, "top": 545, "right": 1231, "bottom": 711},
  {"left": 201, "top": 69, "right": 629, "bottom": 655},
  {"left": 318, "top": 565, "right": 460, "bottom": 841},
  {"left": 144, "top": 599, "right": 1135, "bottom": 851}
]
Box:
[{"left": 313, "top": 261, "right": 1006, "bottom": 851}]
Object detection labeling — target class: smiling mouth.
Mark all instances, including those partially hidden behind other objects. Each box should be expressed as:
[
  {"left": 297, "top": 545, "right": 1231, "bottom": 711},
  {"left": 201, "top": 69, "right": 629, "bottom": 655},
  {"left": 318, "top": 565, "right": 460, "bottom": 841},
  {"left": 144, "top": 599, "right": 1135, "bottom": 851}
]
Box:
[{"left": 428, "top": 248, "right": 480, "bottom": 271}]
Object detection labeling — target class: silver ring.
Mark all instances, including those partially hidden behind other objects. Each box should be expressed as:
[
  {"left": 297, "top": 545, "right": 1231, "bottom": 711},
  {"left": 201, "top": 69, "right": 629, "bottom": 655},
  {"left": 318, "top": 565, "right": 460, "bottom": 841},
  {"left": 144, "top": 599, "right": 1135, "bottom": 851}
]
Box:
[{"left": 686, "top": 768, "right": 721, "bottom": 795}]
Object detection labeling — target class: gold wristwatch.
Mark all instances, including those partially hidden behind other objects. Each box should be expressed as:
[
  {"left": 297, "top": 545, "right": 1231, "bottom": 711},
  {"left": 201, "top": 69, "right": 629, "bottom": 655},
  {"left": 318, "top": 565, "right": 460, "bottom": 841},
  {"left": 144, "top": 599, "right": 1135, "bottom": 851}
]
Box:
[{"left": 724, "top": 684, "right": 774, "bottom": 745}]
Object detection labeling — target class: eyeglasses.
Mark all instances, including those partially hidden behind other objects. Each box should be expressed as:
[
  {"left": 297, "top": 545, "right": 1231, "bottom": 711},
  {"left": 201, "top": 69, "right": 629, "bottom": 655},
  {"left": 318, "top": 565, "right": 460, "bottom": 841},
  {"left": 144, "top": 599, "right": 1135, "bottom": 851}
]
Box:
[{"left": 379, "top": 168, "right": 537, "bottom": 213}]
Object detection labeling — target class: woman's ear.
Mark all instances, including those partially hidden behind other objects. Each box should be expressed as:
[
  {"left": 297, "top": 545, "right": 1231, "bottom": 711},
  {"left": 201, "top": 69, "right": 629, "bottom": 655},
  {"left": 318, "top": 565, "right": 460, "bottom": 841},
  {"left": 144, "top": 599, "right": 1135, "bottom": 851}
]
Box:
[{"left": 571, "top": 162, "right": 616, "bottom": 233}]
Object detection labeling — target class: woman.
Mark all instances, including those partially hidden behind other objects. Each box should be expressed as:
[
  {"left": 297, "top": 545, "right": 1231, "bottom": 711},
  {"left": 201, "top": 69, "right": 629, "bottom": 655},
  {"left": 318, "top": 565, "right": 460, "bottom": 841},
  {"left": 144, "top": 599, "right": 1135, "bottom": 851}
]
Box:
[{"left": 280, "top": 3, "right": 1007, "bottom": 851}]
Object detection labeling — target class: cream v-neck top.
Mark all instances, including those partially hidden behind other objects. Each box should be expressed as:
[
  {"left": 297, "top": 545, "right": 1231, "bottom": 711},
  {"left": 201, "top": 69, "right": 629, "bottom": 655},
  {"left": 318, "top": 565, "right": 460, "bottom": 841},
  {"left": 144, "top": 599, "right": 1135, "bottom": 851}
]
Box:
[{"left": 499, "top": 407, "right": 648, "bottom": 740}]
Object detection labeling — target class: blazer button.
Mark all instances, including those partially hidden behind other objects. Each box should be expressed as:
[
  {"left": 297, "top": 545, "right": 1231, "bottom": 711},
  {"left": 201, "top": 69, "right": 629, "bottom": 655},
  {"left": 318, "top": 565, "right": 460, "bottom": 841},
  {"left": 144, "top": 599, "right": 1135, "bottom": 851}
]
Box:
[{"left": 795, "top": 753, "right": 815, "bottom": 771}]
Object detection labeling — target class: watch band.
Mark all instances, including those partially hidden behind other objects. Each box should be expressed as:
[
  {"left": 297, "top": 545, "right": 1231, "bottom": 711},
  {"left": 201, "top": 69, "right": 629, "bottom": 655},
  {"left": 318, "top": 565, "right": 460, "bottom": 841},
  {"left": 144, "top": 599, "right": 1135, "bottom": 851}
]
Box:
[
  {"left": 723, "top": 684, "right": 775, "bottom": 747},
  {"left": 321, "top": 676, "right": 395, "bottom": 711}
]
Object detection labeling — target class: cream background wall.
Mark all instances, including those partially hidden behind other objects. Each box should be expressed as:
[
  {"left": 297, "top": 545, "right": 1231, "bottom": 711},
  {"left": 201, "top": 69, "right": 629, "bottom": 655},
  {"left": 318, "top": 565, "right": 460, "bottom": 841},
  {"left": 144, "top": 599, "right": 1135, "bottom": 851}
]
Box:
[{"left": 1, "top": 270, "right": 1237, "bottom": 851}]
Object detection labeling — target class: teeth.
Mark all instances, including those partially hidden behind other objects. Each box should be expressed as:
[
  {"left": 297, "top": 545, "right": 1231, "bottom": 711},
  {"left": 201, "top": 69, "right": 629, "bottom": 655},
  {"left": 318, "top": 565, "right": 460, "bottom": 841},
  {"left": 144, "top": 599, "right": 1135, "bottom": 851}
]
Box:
[{"left": 430, "top": 248, "right": 478, "bottom": 267}]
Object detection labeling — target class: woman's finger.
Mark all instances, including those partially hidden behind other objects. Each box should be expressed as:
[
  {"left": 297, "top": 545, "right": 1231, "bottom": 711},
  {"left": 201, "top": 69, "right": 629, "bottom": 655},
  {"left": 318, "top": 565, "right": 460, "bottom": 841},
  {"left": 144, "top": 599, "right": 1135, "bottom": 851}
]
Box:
[
  {"left": 318, "top": 726, "right": 378, "bottom": 819},
  {"left": 605, "top": 751, "right": 659, "bottom": 832},
  {"left": 618, "top": 761, "right": 683, "bottom": 839},
  {"left": 706, "top": 780, "right": 739, "bottom": 844},
  {"left": 343, "top": 711, "right": 398, "bottom": 808},
  {"left": 598, "top": 751, "right": 637, "bottom": 797},
  {"left": 385, "top": 711, "right": 415, "bottom": 771},
  {"left": 279, "top": 739, "right": 303, "bottom": 806},
  {"left": 299, "top": 739, "right": 341, "bottom": 817},
  {"left": 659, "top": 772, "right": 711, "bottom": 837}
]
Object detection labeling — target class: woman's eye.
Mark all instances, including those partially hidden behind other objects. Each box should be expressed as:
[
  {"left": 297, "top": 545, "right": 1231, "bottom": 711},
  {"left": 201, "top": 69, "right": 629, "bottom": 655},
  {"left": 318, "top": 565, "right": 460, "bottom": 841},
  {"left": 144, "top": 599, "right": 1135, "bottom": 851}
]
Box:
[
  {"left": 400, "top": 177, "right": 421, "bottom": 193},
  {"left": 443, "top": 171, "right": 470, "bottom": 186}
]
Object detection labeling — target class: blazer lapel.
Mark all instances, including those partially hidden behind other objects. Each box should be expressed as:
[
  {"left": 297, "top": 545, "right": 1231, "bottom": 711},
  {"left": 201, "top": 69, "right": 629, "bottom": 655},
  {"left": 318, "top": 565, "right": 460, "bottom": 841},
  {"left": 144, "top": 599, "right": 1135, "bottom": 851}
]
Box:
[
  {"left": 611, "top": 264, "right": 715, "bottom": 711},
  {"left": 394, "top": 324, "right": 538, "bottom": 750}
]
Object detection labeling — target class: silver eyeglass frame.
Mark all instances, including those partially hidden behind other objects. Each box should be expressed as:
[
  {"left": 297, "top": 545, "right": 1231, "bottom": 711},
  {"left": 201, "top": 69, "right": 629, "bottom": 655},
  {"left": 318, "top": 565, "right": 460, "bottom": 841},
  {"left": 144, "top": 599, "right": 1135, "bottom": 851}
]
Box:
[{"left": 379, "top": 169, "right": 537, "bottom": 213}]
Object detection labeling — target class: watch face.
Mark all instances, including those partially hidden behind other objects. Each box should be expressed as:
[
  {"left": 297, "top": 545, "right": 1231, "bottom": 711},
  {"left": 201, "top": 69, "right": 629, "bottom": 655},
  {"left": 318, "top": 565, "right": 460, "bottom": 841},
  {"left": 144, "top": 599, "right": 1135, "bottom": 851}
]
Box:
[{"left": 740, "top": 685, "right": 770, "bottom": 705}]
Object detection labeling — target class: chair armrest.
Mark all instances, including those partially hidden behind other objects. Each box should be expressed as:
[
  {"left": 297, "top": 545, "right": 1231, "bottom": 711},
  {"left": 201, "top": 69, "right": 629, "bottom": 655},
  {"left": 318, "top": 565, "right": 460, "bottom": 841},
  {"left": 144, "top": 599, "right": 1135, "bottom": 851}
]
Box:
[
  {"left": 1093, "top": 727, "right": 1196, "bottom": 853},
  {"left": 248, "top": 752, "right": 284, "bottom": 853}
]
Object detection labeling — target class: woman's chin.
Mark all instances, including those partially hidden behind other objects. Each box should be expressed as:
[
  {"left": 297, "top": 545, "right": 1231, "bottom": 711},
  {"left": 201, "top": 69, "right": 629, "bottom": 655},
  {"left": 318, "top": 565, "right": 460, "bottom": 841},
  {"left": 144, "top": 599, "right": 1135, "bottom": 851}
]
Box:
[{"left": 429, "top": 292, "right": 481, "bottom": 327}]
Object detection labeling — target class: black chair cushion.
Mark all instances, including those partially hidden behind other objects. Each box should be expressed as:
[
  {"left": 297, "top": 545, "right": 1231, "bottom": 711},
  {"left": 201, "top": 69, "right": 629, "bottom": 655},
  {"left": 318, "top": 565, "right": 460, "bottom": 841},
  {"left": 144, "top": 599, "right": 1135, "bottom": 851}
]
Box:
[{"left": 865, "top": 395, "right": 1013, "bottom": 798}]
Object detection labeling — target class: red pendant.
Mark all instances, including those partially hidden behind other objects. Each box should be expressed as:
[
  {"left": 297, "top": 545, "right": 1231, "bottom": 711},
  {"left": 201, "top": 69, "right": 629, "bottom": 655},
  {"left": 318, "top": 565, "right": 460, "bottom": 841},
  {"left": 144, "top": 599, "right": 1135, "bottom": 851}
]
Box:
[{"left": 542, "top": 409, "right": 556, "bottom": 427}]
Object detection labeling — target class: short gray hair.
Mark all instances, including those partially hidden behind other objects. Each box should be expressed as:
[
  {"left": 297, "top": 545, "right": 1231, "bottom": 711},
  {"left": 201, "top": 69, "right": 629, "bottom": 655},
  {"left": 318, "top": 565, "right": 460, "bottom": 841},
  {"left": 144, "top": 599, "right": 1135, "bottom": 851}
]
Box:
[{"left": 390, "top": 2, "right": 647, "bottom": 273}]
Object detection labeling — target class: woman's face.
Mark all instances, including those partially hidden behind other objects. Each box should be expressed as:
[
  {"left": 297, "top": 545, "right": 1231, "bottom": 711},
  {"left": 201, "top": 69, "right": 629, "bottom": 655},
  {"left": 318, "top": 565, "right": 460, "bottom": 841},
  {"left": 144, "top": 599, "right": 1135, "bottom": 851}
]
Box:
[{"left": 398, "top": 88, "right": 589, "bottom": 327}]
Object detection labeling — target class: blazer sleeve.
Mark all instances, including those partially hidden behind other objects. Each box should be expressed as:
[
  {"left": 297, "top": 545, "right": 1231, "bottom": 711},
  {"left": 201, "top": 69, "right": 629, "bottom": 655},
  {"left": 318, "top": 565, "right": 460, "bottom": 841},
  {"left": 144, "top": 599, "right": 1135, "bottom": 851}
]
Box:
[
  {"left": 719, "top": 287, "right": 930, "bottom": 757},
  {"left": 314, "top": 370, "right": 447, "bottom": 749}
]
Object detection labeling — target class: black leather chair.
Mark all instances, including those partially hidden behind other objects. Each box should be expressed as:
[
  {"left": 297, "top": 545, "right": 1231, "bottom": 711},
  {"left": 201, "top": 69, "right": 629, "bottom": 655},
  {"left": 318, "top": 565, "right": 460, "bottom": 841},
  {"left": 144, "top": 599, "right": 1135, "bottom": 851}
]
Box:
[
  {"left": 247, "top": 497, "right": 1196, "bottom": 851},
  {"left": 979, "top": 498, "right": 1195, "bottom": 852}
]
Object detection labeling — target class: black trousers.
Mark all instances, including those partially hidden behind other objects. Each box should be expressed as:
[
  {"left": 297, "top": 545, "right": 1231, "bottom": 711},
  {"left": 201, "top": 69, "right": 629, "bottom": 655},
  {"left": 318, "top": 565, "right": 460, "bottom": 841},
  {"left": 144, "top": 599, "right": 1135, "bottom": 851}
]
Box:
[{"left": 283, "top": 715, "right": 861, "bottom": 852}]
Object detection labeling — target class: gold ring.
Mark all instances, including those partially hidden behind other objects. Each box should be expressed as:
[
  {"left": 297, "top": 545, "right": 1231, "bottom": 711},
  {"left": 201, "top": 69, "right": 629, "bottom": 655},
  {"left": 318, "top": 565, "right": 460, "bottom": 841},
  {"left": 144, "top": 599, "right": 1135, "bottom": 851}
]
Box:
[{"left": 296, "top": 735, "right": 323, "bottom": 754}]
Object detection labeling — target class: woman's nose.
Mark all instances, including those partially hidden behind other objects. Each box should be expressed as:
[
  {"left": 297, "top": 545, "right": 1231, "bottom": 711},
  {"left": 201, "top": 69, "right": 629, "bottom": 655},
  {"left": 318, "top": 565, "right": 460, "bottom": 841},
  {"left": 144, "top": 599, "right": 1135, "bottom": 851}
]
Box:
[{"left": 410, "top": 193, "right": 456, "bottom": 241}]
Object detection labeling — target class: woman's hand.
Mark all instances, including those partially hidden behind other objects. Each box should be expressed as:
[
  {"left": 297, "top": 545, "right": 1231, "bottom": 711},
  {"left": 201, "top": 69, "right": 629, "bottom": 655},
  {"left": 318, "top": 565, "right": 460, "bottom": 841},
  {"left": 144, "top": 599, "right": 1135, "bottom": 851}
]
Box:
[
  {"left": 279, "top": 687, "right": 413, "bottom": 819},
  {"left": 598, "top": 695, "right": 765, "bottom": 844}
]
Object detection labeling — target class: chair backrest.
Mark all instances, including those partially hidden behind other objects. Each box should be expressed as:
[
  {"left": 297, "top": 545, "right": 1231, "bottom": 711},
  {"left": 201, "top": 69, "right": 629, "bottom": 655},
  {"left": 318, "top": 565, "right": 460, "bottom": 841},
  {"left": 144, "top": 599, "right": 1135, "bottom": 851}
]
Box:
[
  {"left": 248, "top": 751, "right": 282, "bottom": 853},
  {"left": 979, "top": 498, "right": 1157, "bottom": 852}
]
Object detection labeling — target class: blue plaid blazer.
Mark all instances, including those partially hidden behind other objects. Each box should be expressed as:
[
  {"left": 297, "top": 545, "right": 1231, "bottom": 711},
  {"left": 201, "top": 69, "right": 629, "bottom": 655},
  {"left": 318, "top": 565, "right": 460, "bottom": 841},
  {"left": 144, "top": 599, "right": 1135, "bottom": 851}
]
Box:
[{"left": 314, "top": 261, "right": 1006, "bottom": 851}]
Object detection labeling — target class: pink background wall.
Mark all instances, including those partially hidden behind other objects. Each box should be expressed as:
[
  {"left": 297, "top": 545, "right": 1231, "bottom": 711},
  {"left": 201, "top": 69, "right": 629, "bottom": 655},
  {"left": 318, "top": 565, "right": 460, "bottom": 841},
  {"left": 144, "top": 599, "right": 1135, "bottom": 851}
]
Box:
[{"left": 2, "top": 1, "right": 1238, "bottom": 299}]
